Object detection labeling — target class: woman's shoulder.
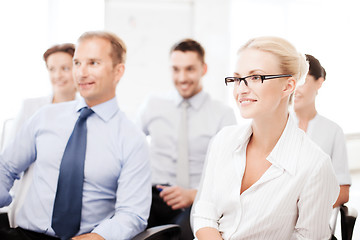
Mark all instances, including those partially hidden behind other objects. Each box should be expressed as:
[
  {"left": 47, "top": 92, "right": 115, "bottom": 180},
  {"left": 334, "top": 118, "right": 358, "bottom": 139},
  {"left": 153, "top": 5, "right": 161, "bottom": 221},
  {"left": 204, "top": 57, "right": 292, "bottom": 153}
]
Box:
[
  {"left": 298, "top": 132, "right": 332, "bottom": 171},
  {"left": 210, "top": 123, "right": 252, "bottom": 153},
  {"left": 22, "top": 95, "right": 52, "bottom": 108},
  {"left": 216, "top": 123, "right": 250, "bottom": 139},
  {"left": 313, "top": 114, "right": 344, "bottom": 132}
]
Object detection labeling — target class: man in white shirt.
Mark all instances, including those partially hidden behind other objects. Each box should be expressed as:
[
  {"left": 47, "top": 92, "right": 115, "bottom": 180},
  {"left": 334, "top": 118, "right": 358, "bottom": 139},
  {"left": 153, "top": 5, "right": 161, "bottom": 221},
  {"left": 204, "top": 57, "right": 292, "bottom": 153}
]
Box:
[{"left": 136, "top": 39, "right": 236, "bottom": 240}]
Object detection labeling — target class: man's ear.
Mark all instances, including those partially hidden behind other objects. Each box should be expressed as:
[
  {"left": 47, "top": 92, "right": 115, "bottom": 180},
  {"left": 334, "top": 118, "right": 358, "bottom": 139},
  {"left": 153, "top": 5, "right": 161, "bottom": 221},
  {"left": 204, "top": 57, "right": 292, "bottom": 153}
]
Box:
[
  {"left": 283, "top": 77, "right": 296, "bottom": 98},
  {"left": 202, "top": 63, "right": 208, "bottom": 77},
  {"left": 114, "top": 63, "right": 125, "bottom": 84}
]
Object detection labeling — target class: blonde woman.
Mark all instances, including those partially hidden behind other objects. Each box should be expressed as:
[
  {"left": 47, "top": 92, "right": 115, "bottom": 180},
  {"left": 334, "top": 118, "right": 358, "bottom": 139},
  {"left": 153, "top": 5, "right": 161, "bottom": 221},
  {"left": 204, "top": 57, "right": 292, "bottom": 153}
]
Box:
[{"left": 192, "top": 36, "right": 339, "bottom": 239}]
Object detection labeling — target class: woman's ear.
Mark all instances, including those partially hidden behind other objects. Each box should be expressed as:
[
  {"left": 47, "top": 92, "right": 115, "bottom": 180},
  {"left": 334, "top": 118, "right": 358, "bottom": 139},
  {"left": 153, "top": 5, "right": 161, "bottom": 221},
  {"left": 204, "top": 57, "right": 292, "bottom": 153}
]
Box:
[
  {"left": 316, "top": 77, "right": 325, "bottom": 90},
  {"left": 283, "top": 77, "right": 296, "bottom": 97}
]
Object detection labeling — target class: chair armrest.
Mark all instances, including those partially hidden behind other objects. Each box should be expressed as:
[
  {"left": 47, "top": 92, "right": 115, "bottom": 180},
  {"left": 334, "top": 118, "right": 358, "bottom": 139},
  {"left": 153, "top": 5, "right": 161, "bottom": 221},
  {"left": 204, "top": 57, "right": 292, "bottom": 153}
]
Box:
[
  {"left": 132, "top": 224, "right": 181, "bottom": 240},
  {"left": 340, "top": 204, "right": 358, "bottom": 240},
  {"left": 340, "top": 204, "right": 358, "bottom": 219}
]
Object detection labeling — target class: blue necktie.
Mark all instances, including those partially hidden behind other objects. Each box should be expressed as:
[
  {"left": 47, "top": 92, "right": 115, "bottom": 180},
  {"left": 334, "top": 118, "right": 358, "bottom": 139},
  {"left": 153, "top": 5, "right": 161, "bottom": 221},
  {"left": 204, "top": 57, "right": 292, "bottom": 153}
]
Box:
[{"left": 52, "top": 107, "right": 94, "bottom": 240}]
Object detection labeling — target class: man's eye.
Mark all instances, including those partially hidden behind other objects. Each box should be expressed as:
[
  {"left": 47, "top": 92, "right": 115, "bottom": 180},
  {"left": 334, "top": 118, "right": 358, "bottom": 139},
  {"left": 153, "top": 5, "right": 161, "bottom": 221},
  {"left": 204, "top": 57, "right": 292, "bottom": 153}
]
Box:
[
  {"left": 187, "top": 67, "right": 195, "bottom": 72},
  {"left": 91, "top": 61, "right": 98, "bottom": 66}
]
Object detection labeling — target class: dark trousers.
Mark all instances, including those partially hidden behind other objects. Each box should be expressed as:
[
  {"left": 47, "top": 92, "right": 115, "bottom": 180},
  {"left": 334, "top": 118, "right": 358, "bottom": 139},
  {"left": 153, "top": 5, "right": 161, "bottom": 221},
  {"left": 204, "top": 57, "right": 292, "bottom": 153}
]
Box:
[
  {"left": 0, "top": 213, "right": 60, "bottom": 240},
  {"left": 148, "top": 186, "right": 194, "bottom": 240}
]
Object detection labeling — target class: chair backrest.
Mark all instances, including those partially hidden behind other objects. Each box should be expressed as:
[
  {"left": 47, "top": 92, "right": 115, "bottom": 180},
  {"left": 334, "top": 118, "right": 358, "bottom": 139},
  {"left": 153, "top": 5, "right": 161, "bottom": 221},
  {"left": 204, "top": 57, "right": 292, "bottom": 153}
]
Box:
[
  {"left": 0, "top": 118, "right": 14, "bottom": 151},
  {"left": 346, "top": 133, "right": 360, "bottom": 171},
  {"left": 132, "top": 224, "right": 181, "bottom": 240},
  {"left": 340, "top": 204, "right": 358, "bottom": 240}
]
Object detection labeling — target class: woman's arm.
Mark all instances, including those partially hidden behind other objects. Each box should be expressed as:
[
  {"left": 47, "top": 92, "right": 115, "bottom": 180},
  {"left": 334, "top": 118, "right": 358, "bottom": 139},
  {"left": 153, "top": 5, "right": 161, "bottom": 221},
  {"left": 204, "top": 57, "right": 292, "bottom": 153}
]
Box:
[
  {"left": 333, "top": 185, "right": 350, "bottom": 208},
  {"left": 330, "top": 126, "right": 351, "bottom": 208},
  {"left": 294, "top": 156, "right": 339, "bottom": 239},
  {"left": 192, "top": 133, "right": 223, "bottom": 236},
  {"left": 196, "top": 227, "right": 223, "bottom": 240}
]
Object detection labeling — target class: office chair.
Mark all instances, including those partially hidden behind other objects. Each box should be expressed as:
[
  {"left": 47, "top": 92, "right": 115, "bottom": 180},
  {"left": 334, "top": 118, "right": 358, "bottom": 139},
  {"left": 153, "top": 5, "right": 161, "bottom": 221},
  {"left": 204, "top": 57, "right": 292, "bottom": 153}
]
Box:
[
  {"left": 132, "top": 224, "right": 181, "bottom": 240},
  {"left": 339, "top": 204, "right": 358, "bottom": 240},
  {"left": 330, "top": 204, "right": 358, "bottom": 240},
  {"left": 0, "top": 212, "right": 181, "bottom": 240}
]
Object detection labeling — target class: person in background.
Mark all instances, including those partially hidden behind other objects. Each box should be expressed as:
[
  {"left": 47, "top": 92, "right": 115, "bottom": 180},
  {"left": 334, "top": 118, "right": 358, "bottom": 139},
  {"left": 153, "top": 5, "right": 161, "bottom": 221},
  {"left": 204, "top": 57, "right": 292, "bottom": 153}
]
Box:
[
  {"left": 8, "top": 43, "right": 77, "bottom": 143},
  {"left": 0, "top": 31, "right": 151, "bottom": 240},
  {"left": 2, "top": 43, "right": 78, "bottom": 228},
  {"left": 293, "top": 54, "right": 351, "bottom": 207},
  {"left": 136, "top": 38, "right": 236, "bottom": 240},
  {"left": 192, "top": 36, "right": 339, "bottom": 239}
]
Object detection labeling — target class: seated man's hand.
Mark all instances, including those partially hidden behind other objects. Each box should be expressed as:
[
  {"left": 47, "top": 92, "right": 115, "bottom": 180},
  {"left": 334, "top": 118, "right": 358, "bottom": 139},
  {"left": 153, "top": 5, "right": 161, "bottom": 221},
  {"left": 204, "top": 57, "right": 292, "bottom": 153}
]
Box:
[
  {"left": 157, "top": 185, "right": 197, "bottom": 210},
  {"left": 72, "top": 233, "right": 104, "bottom": 240}
]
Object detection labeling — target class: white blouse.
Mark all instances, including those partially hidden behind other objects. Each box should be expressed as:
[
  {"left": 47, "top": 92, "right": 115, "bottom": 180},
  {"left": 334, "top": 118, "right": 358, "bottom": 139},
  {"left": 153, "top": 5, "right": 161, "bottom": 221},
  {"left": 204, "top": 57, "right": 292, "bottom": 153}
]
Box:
[
  {"left": 294, "top": 113, "right": 351, "bottom": 185},
  {"left": 192, "top": 116, "right": 339, "bottom": 240}
]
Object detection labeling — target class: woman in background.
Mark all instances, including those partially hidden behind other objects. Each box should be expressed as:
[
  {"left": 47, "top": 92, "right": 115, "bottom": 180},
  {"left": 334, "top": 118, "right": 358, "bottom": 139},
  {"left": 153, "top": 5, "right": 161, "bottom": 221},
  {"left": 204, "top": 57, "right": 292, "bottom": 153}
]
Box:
[
  {"left": 293, "top": 54, "right": 351, "bottom": 207},
  {"left": 192, "top": 36, "right": 339, "bottom": 239},
  {"left": 8, "top": 43, "right": 77, "bottom": 139}
]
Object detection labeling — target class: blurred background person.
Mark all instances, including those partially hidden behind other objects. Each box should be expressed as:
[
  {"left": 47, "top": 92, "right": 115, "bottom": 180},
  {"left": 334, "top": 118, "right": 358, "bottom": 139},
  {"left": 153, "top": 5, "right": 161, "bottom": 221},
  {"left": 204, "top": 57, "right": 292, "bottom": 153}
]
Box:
[
  {"left": 293, "top": 54, "right": 351, "bottom": 208},
  {"left": 8, "top": 43, "right": 77, "bottom": 142},
  {"left": 136, "top": 39, "right": 236, "bottom": 240}
]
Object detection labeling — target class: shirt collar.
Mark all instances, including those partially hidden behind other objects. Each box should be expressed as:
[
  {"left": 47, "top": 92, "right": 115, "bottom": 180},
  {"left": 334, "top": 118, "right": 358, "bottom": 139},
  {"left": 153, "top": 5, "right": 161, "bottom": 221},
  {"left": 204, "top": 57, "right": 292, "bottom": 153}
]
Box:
[
  {"left": 234, "top": 115, "right": 302, "bottom": 176},
  {"left": 266, "top": 115, "right": 302, "bottom": 176},
  {"left": 75, "top": 97, "right": 119, "bottom": 122},
  {"left": 174, "top": 90, "right": 208, "bottom": 110}
]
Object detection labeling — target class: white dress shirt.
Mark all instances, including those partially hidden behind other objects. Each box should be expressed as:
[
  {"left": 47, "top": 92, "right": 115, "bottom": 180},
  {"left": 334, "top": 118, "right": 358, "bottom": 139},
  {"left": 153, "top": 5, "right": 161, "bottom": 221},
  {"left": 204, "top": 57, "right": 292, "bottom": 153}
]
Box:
[
  {"left": 192, "top": 115, "right": 339, "bottom": 240},
  {"left": 293, "top": 113, "right": 351, "bottom": 185},
  {"left": 0, "top": 97, "right": 151, "bottom": 240},
  {"left": 136, "top": 90, "right": 237, "bottom": 189}
]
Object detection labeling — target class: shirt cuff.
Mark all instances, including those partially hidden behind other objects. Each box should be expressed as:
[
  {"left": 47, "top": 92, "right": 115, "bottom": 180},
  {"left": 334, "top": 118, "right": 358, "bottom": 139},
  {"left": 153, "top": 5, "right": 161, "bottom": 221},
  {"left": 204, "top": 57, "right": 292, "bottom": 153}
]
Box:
[{"left": 192, "top": 201, "right": 219, "bottom": 234}]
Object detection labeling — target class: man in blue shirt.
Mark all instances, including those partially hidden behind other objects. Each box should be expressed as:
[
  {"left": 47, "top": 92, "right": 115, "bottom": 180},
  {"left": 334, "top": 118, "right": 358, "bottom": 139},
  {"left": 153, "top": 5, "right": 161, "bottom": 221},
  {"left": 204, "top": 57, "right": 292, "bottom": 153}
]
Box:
[{"left": 0, "top": 31, "right": 151, "bottom": 240}]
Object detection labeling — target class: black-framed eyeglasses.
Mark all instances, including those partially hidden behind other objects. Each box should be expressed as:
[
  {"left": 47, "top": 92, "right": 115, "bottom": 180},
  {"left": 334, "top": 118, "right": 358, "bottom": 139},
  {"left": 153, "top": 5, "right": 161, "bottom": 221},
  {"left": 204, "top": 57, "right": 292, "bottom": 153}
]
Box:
[{"left": 225, "top": 74, "right": 292, "bottom": 87}]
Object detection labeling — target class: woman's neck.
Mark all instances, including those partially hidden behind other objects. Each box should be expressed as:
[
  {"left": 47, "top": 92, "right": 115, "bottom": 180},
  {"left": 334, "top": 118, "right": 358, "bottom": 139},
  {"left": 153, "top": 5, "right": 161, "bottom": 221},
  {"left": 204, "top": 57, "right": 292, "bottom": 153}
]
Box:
[
  {"left": 250, "top": 110, "right": 289, "bottom": 155},
  {"left": 294, "top": 105, "right": 317, "bottom": 132},
  {"left": 52, "top": 92, "right": 76, "bottom": 104}
]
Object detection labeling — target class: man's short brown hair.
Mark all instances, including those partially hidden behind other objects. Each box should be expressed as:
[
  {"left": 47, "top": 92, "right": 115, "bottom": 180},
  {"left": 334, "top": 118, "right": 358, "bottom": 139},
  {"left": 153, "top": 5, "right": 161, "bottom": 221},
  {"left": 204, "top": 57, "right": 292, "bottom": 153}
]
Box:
[
  {"left": 78, "top": 31, "right": 127, "bottom": 66},
  {"left": 170, "top": 39, "right": 205, "bottom": 63}
]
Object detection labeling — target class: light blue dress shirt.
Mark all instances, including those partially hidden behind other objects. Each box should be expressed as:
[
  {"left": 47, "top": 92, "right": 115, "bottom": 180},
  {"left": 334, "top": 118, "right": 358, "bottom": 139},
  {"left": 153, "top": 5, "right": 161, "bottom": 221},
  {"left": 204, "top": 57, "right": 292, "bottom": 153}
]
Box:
[
  {"left": 136, "top": 90, "right": 236, "bottom": 189},
  {"left": 0, "top": 97, "right": 151, "bottom": 240}
]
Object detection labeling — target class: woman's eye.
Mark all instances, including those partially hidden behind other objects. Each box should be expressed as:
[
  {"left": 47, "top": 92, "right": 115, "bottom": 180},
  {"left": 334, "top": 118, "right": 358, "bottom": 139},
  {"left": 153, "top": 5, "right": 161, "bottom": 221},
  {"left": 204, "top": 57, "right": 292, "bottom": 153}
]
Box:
[{"left": 251, "top": 75, "right": 261, "bottom": 81}]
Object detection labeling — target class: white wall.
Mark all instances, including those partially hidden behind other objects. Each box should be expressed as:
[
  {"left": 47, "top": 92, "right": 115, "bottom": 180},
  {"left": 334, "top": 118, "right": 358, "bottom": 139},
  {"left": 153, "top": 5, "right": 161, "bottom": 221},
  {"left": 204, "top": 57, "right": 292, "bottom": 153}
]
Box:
[
  {"left": 104, "top": 0, "right": 232, "bottom": 120},
  {"left": 0, "top": 0, "right": 104, "bottom": 134},
  {"left": 105, "top": 0, "right": 193, "bottom": 119},
  {"left": 1, "top": 0, "right": 359, "bottom": 133},
  {"left": 0, "top": 0, "right": 49, "bottom": 125},
  {"left": 229, "top": 0, "right": 360, "bottom": 134}
]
